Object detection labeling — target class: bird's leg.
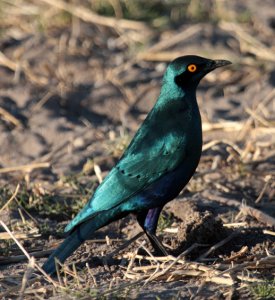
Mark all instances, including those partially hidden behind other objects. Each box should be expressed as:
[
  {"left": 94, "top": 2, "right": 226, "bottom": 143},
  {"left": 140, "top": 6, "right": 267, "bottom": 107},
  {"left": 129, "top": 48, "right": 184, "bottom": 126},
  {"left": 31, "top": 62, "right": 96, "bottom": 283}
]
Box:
[
  {"left": 145, "top": 229, "right": 169, "bottom": 256},
  {"left": 137, "top": 207, "right": 168, "bottom": 256}
]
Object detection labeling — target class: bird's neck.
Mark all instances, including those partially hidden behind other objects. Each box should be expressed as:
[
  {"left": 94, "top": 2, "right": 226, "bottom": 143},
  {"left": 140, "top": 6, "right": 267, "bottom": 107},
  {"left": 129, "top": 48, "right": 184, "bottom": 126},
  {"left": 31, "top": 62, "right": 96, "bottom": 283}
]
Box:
[
  {"left": 159, "top": 80, "right": 185, "bottom": 100},
  {"left": 158, "top": 82, "right": 199, "bottom": 112}
]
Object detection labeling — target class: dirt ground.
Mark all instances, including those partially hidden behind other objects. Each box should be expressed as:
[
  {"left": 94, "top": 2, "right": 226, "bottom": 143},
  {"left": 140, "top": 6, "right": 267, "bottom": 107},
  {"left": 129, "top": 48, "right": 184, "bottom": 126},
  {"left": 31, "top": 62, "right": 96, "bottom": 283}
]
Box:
[{"left": 0, "top": 1, "right": 274, "bottom": 299}]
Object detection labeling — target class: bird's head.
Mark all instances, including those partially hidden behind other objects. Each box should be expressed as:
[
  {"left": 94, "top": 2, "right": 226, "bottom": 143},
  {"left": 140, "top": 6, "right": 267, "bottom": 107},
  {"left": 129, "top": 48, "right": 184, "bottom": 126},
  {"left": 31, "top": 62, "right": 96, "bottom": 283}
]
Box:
[{"left": 163, "top": 55, "right": 231, "bottom": 91}]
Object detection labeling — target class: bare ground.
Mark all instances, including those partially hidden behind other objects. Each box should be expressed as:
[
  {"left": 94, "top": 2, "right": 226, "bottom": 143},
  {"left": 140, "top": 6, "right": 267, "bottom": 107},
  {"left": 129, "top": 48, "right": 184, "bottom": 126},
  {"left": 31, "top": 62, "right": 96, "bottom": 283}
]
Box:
[{"left": 0, "top": 1, "right": 274, "bottom": 299}]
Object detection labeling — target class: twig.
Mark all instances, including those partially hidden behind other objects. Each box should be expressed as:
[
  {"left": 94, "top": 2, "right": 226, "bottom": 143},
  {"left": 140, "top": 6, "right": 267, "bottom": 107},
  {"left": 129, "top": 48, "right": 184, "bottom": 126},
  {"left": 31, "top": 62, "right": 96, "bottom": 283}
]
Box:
[
  {"left": 198, "top": 231, "right": 239, "bottom": 260},
  {"left": 40, "top": 0, "right": 149, "bottom": 31},
  {"left": 163, "top": 227, "right": 178, "bottom": 233},
  {"left": 94, "top": 163, "right": 103, "bottom": 183},
  {"left": 124, "top": 243, "right": 208, "bottom": 263},
  {"left": 223, "top": 222, "right": 247, "bottom": 228},
  {"left": 244, "top": 150, "right": 275, "bottom": 167},
  {"left": 19, "top": 257, "right": 35, "bottom": 300},
  {"left": 202, "top": 121, "right": 244, "bottom": 132},
  {"left": 0, "top": 231, "right": 40, "bottom": 240},
  {"left": 238, "top": 89, "right": 275, "bottom": 141},
  {"left": 0, "top": 184, "right": 20, "bottom": 213},
  {"left": 0, "top": 221, "right": 58, "bottom": 287},
  {"left": 0, "top": 278, "right": 41, "bottom": 299},
  {"left": 0, "top": 162, "right": 50, "bottom": 174},
  {"left": 14, "top": 198, "right": 39, "bottom": 226},
  {"left": 0, "top": 250, "right": 53, "bottom": 264},
  {"left": 0, "top": 107, "right": 22, "bottom": 127},
  {"left": 0, "top": 51, "right": 48, "bottom": 85},
  {"left": 240, "top": 205, "right": 275, "bottom": 227},
  {"left": 137, "top": 51, "right": 185, "bottom": 62},
  {"left": 124, "top": 244, "right": 140, "bottom": 280},
  {"left": 138, "top": 24, "right": 202, "bottom": 54},
  {"left": 263, "top": 229, "right": 275, "bottom": 237},
  {"left": 202, "top": 139, "right": 242, "bottom": 154},
  {"left": 218, "top": 255, "right": 275, "bottom": 276},
  {"left": 107, "top": 231, "right": 144, "bottom": 258},
  {"left": 202, "top": 192, "right": 275, "bottom": 227},
  {"left": 0, "top": 221, "right": 31, "bottom": 260},
  {"left": 124, "top": 253, "right": 181, "bottom": 262},
  {"left": 139, "top": 243, "right": 161, "bottom": 285},
  {"left": 146, "top": 244, "right": 205, "bottom": 282},
  {"left": 245, "top": 107, "right": 272, "bottom": 127},
  {"left": 223, "top": 246, "right": 249, "bottom": 263},
  {"left": 255, "top": 176, "right": 272, "bottom": 203},
  {"left": 0, "top": 50, "right": 17, "bottom": 69},
  {"left": 220, "top": 22, "right": 275, "bottom": 62},
  {"left": 30, "top": 91, "right": 55, "bottom": 113}
]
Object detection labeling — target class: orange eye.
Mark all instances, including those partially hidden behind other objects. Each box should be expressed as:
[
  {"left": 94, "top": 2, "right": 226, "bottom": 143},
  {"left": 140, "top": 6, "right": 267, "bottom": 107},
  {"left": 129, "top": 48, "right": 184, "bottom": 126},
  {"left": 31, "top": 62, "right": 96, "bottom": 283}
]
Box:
[{"left": 188, "top": 64, "right": 197, "bottom": 72}]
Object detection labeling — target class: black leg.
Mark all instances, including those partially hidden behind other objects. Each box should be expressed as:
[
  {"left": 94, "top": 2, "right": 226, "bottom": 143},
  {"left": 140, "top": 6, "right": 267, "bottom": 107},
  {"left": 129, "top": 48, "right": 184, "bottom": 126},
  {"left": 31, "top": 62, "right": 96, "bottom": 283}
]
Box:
[
  {"left": 144, "top": 229, "right": 169, "bottom": 256},
  {"left": 136, "top": 206, "right": 168, "bottom": 256}
]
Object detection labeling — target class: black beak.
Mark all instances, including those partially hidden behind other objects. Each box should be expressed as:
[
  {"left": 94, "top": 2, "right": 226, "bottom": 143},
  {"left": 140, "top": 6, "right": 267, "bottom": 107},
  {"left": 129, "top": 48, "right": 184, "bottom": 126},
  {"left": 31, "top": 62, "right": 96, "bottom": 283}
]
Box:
[
  {"left": 213, "top": 59, "right": 232, "bottom": 68},
  {"left": 209, "top": 59, "right": 232, "bottom": 70}
]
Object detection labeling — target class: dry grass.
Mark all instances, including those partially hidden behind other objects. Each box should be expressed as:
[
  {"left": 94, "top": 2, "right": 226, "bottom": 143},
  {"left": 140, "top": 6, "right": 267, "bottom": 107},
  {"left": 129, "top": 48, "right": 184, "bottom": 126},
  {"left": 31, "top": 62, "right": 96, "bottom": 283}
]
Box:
[{"left": 0, "top": 0, "right": 274, "bottom": 299}]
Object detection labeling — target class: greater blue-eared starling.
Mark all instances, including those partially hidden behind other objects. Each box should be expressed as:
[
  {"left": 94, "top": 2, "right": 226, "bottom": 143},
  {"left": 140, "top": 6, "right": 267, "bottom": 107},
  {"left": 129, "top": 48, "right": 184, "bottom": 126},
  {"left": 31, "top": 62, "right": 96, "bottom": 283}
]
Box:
[{"left": 43, "top": 55, "right": 231, "bottom": 275}]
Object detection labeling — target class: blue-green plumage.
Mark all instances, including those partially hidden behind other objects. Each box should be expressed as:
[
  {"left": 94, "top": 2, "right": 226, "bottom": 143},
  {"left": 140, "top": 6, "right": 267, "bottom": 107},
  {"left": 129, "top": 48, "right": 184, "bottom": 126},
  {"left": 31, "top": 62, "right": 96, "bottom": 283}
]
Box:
[{"left": 43, "top": 55, "right": 231, "bottom": 275}]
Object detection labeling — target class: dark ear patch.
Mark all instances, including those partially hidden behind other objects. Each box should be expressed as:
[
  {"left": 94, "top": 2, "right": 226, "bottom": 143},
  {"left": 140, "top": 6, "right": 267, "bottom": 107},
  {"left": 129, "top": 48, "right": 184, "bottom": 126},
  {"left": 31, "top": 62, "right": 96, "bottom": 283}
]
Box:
[{"left": 175, "top": 72, "right": 191, "bottom": 86}]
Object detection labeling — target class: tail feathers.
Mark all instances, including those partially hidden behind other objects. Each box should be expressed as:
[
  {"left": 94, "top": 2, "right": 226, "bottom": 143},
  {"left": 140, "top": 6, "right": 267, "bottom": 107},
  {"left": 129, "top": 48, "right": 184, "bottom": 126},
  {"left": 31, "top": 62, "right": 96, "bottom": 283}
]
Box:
[
  {"left": 42, "top": 229, "right": 83, "bottom": 275},
  {"left": 42, "top": 215, "right": 106, "bottom": 275}
]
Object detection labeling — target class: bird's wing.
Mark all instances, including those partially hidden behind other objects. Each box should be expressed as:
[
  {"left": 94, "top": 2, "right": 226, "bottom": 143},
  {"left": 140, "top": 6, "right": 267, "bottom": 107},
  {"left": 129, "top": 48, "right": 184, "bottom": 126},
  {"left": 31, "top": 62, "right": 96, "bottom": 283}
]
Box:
[{"left": 65, "top": 133, "right": 186, "bottom": 232}]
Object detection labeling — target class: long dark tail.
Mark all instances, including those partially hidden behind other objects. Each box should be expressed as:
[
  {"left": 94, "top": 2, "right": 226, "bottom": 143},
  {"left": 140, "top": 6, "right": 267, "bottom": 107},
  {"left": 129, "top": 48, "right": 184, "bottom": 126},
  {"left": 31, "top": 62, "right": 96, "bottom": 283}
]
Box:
[{"left": 42, "top": 212, "right": 111, "bottom": 275}]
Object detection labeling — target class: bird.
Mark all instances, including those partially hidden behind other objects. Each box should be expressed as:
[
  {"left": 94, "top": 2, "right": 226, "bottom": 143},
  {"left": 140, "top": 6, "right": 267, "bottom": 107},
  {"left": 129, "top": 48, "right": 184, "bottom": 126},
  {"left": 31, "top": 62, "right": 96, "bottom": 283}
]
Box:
[{"left": 42, "top": 55, "right": 231, "bottom": 275}]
